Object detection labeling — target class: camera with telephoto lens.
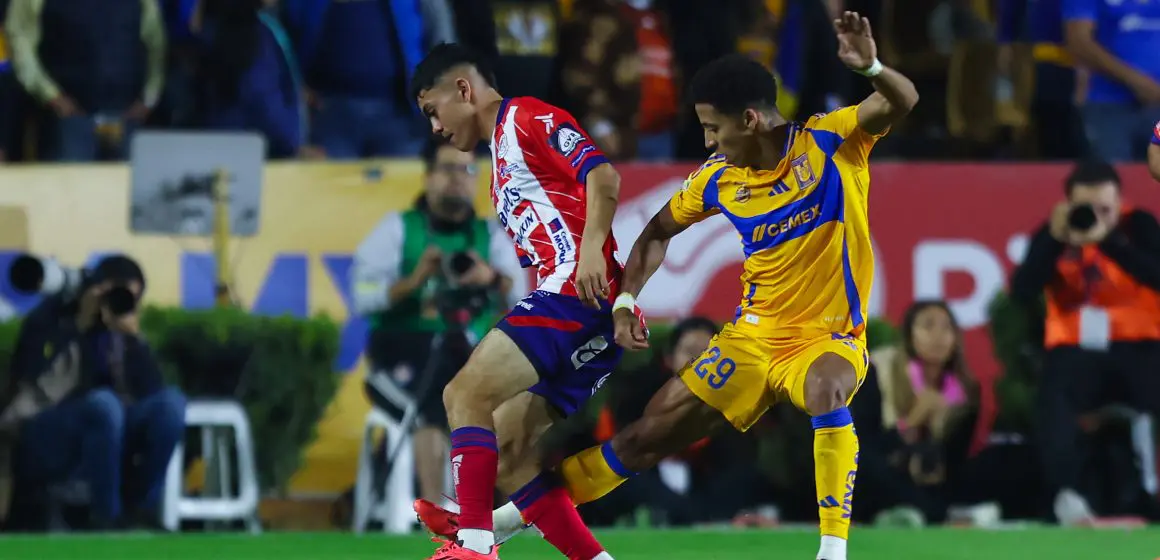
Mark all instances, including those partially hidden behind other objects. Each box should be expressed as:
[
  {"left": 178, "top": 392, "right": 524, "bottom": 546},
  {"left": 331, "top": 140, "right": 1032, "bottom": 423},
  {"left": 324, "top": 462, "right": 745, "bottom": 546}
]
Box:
[
  {"left": 1068, "top": 203, "right": 1098, "bottom": 232},
  {"left": 436, "top": 250, "right": 490, "bottom": 328},
  {"left": 7, "top": 254, "right": 138, "bottom": 316}
]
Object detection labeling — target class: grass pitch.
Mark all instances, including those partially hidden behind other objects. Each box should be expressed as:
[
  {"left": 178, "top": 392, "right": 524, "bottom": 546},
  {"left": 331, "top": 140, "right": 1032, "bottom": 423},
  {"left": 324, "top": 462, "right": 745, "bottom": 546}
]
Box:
[{"left": 0, "top": 527, "right": 1157, "bottom": 559}]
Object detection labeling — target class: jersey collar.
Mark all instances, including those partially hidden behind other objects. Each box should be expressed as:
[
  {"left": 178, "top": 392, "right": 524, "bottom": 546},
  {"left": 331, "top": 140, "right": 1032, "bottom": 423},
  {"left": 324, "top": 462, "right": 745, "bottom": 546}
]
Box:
[
  {"left": 780, "top": 122, "right": 799, "bottom": 160},
  {"left": 494, "top": 97, "right": 513, "bottom": 142}
]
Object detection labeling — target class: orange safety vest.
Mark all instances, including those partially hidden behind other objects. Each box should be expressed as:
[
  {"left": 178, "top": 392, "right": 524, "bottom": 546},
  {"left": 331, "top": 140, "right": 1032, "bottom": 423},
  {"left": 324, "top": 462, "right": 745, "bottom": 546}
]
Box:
[{"left": 1044, "top": 207, "right": 1160, "bottom": 349}]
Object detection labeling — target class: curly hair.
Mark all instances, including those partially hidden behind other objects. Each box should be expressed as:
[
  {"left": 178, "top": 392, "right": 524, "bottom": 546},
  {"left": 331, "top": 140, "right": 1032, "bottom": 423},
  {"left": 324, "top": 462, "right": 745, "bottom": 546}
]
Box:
[{"left": 687, "top": 54, "right": 779, "bottom": 114}]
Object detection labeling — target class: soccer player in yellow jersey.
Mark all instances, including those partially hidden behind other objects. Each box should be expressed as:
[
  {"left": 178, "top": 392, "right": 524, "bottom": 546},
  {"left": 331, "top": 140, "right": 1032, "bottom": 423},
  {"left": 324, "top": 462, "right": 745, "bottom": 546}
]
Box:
[{"left": 555, "top": 12, "right": 918, "bottom": 560}]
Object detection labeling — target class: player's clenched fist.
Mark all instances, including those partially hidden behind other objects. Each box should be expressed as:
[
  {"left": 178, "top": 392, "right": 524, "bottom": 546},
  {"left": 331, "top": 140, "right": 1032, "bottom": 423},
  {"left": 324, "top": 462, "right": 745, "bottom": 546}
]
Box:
[{"left": 611, "top": 306, "right": 649, "bottom": 351}]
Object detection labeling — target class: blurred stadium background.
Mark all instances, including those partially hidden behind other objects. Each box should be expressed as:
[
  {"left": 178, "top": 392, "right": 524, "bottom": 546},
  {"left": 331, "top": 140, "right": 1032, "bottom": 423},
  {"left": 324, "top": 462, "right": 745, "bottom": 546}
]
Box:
[{"left": 0, "top": 0, "right": 1159, "bottom": 558}]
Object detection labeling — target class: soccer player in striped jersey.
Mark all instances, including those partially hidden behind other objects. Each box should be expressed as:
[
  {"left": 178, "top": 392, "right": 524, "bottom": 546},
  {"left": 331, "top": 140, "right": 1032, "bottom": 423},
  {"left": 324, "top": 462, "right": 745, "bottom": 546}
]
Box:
[{"left": 408, "top": 43, "right": 643, "bottom": 560}]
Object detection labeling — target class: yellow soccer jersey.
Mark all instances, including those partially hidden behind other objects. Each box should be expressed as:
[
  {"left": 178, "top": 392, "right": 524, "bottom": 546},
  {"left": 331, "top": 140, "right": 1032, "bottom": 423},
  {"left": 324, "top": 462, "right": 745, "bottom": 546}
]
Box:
[{"left": 669, "top": 106, "right": 881, "bottom": 340}]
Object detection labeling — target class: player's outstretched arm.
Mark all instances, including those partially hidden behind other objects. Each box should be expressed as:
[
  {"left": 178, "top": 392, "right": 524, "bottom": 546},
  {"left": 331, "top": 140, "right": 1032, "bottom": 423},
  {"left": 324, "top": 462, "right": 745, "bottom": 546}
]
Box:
[
  {"left": 611, "top": 204, "right": 688, "bottom": 350},
  {"left": 575, "top": 162, "right": 620, "bottom": 308},
  {"left": 833, "top": 11, "right": 919, "bottom": 135},
  {"left": 622, "top": 204, "right": 687, "bottom": 299}
]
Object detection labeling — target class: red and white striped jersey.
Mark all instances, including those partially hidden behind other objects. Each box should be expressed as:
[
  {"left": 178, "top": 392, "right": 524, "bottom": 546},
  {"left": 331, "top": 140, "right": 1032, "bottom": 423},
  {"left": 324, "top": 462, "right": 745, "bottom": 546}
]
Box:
[{"left": 490, "top": 97, "right": 623, "bottom": 297}]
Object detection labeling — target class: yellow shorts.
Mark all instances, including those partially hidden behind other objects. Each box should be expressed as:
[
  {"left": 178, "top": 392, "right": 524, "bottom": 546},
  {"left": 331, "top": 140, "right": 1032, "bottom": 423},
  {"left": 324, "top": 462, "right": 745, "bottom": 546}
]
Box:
[{"left": 677, "top": 323, "right": 869, "bottom": 431}]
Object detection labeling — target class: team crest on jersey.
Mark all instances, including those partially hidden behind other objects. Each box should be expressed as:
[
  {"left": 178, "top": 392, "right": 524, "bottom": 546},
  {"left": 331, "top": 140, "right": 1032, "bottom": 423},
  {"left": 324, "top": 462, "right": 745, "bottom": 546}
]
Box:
[
  {"left": 734, "top": 185, "right": 751, "bottom": 203},
  {"left": 549, "top": 124, "right": 586, "bottom": 156},
  {"left": 791, "top": 154, "right": 817, "bottom": 189},
  {"left": 497, "top": 134, "right": 510, "bottom": 158}
]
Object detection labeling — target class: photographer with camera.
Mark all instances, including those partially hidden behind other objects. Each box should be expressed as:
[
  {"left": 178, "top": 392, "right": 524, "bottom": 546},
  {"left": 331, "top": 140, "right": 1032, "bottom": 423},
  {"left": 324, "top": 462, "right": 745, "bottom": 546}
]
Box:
[
  {"left": 0, "top": 255, "right": 186, "bottom": 530},
  {"left": 352, "top": 138, "right": 526, "bottom": 505},
  {"left": 1011, "top": 161, "right": 1160, "bottom": 525}
]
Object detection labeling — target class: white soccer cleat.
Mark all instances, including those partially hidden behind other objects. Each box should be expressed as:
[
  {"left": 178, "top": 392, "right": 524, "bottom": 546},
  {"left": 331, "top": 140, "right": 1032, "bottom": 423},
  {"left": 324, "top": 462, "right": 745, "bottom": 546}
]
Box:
[{"left": 1054, "top": 488, "right": 1096, "bottom": 526}]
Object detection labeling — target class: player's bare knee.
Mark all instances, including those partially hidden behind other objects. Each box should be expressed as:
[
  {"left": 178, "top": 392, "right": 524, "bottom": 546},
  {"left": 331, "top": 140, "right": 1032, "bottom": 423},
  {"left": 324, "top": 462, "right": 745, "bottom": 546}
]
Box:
[
  {"left": 443, "top": 369, "right": 502, "bottom": 425},
  {"left": 804, "top": 353, "right": 857, "bottom": 415}
]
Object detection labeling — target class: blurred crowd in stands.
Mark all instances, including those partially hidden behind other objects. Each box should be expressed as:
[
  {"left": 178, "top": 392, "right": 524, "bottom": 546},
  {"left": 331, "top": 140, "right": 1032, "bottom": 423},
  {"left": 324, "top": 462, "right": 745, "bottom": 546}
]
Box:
[{"left": 0, "top": 0, "right": 1156, "bottom": 163}]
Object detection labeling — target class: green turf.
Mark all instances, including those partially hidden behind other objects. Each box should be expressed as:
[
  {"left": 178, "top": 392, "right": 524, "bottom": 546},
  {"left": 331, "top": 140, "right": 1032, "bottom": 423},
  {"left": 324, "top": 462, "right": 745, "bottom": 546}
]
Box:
[{"left": 0, "top": 528, "right": 1157, "bottom": 559}]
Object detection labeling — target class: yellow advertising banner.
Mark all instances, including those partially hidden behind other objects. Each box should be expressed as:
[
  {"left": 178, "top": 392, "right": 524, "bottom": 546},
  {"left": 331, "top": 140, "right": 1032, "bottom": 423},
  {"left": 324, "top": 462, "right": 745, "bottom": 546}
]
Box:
[{"left": 0, "top": 160, "right": 493, "bottom": 494}]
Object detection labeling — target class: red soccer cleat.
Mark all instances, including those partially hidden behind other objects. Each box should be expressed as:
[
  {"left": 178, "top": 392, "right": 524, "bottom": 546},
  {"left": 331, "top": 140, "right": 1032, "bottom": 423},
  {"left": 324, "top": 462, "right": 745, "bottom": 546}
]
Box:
[
  {"left": 424, "top": 537, "right": 499, "bottom": 560},
  {"left": 415, "top": 498, "right": 460, "bottom": 539}
]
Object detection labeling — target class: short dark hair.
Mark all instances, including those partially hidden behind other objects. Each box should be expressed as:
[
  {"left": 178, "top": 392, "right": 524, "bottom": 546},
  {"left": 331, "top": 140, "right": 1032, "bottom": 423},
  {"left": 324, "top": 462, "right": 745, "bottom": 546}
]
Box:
[
  {"left": 1065, "top": 159, "right": 1121, "bottom": 195},
  {"left": 90, "top": 254, "right": 146, "bottom": 293},
  {"left": 409, "top": 43, "right": 497, "bottom": 101},
  {"left": 667, "top": 316, "right": 720, "bottom": 355},
  {"left": 688, "top": 54, "right": 779, "bottom": 115}
]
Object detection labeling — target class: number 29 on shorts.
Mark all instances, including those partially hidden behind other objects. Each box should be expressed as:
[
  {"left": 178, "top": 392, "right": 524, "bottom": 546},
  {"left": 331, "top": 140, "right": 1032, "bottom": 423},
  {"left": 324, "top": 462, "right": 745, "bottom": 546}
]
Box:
[{"left": 693, "top": 346, "right": 735, "bottom": 389}]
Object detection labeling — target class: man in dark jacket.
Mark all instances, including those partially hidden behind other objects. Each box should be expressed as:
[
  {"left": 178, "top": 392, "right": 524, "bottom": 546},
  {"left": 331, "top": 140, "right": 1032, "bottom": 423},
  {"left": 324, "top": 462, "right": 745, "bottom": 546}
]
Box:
[
  {"left": 1011, "top": 160, "right": 1160, "bottom": 524},
  {"left": 0, "top": 255, "right": 185, "bottom": 529}
]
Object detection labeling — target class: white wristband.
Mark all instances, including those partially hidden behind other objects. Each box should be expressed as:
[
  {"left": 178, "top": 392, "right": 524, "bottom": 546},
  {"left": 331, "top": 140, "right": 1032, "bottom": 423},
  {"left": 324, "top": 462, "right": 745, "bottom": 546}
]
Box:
[
  {"left": 856, "top": 58, "right": 884, "bottom": 78},
  {"left": 612, "top": 292, "right": 636, "bottom": 312}
]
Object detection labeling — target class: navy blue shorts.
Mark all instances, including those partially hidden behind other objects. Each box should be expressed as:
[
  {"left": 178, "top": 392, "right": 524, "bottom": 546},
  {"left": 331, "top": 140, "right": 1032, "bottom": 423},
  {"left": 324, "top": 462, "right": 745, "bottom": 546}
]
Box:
[{"left": 496, "top": 290, "right": 624, "bottom": 416}]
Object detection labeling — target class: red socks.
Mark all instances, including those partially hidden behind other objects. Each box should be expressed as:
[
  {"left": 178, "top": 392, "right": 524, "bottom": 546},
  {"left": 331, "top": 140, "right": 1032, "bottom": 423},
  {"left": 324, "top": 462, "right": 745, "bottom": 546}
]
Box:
[
  {"left": 450, "top": 427, "right": 499, "bottom": 531},
  {"left": 450, "top": 430, "right": 605, "bottom": 559},
  {"left": 512, "top": 473, "right": 605, "bottom": 560}
]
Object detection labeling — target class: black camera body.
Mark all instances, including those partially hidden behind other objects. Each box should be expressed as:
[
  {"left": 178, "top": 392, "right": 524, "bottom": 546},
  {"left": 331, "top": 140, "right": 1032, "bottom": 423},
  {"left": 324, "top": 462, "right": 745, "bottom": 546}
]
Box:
[
  {"left": 7, "top": 255, "right": 137, "bottom": 316},
  {"left": 1068, "top": 203, "right": 1098, "bottom": 232},
  {"left": 435, "top": 250, "right": 491, "bottom": 329}
]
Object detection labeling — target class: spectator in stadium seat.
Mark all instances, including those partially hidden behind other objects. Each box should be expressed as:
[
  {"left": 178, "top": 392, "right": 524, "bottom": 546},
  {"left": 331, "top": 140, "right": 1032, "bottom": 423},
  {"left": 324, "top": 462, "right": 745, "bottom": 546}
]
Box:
[
  {"left": 557, "top": 0, "right": 680, "bottom": 161},
  {"left": 879, "top": 300, "right": 976, "bottom": 489},
  {"left": 1064, "top": 0, "right": 1160, "bottom": 162},
  {"left": 282, "top": 0, "right": 453, "bottom": 159},
  {"left": 1010, "top": 160, "right": 1160, "bottom": 524},
  {"left": 858, "top": 300, "right": 982, "bottom": 526},
  {"left": 194, "top": 0, "right": 316, "bottom": 159},
  {"left": 4, "top": 0, "right": 166, "bottom": 161},
  {"left": 485, "top": 0, "right": 561, "bottom": 103},
  {"left": 996, "top": 0, "right": 1089, "bottom": 160},
  {"left": 848, "top": 359, "right": 947, "bottom": 526}
]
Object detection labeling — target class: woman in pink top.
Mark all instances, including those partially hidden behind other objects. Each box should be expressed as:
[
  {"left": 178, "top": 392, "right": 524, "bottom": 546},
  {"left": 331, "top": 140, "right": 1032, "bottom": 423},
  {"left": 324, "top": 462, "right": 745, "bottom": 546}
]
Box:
[{"left": 886, "top": 300, "right": 976, "bottom": 485}]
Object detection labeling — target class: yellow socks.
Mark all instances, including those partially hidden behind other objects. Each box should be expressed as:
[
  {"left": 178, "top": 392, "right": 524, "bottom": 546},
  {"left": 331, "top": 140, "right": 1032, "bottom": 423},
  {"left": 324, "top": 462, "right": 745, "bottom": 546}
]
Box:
[
  {"left": 812, "top": 406, "right": 859, "bottom": 541},
  {"left": 557, "top": 442, "right": 634, "bottom": 505}
]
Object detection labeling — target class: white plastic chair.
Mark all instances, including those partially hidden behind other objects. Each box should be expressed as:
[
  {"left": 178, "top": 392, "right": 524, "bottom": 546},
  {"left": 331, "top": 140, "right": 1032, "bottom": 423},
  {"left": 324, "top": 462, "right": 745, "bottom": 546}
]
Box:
[
  {"left": 353, "top": 407, "right": 415, "bottom": 534},
  {"left": 162, "top": 400, "right": 262, "bottom": 533}
]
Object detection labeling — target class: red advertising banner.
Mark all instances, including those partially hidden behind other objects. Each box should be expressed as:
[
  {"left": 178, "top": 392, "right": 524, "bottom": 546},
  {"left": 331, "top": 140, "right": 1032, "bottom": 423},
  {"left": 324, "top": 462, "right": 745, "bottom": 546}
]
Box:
[{"left": 612, "top": 162, "right": 1160, "bottom": 382}]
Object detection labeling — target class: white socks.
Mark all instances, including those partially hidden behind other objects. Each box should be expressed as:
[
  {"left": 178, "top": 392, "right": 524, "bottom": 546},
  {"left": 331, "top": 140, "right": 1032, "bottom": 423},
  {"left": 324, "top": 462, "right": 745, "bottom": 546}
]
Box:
[
  {"left": 458, "top": 528, "right": 495, "bottom": 554},
  {"left": 462, "top": 502, "right": 612, "bottom": 559},
  {"left": 493, "top": 502, "right": 529, "bottom": 544},
  {"left": 817, "top": 535, "right": 847, "bottom": 560}
]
